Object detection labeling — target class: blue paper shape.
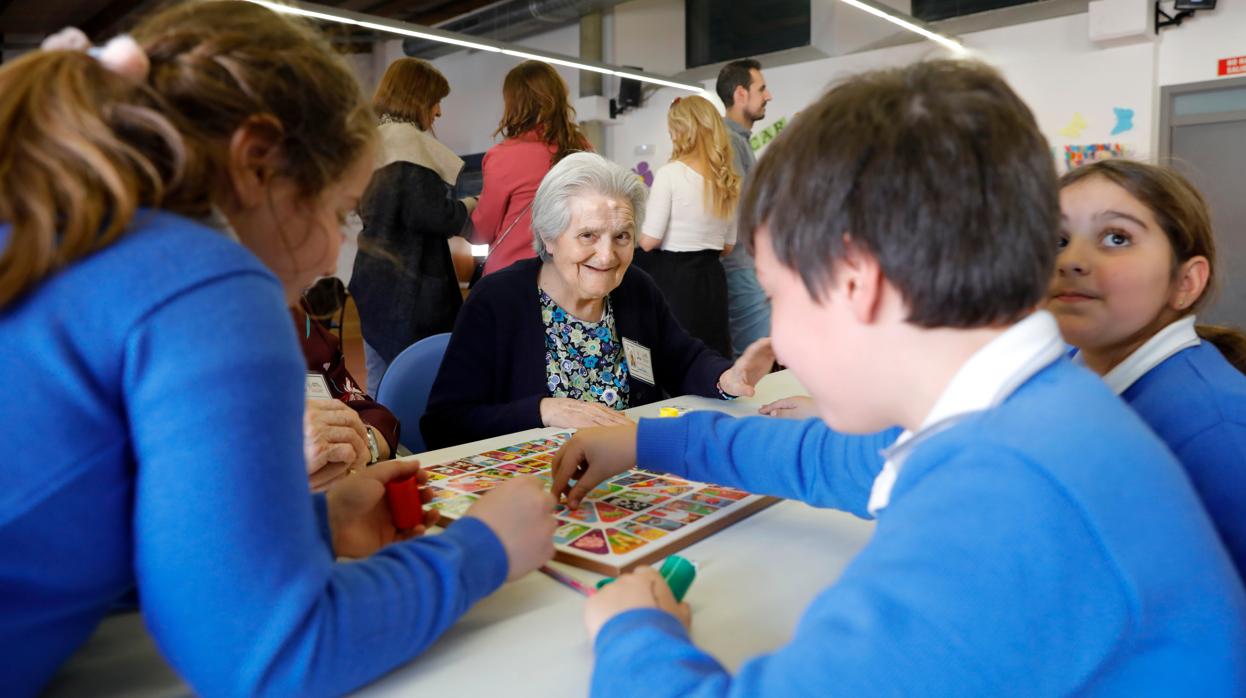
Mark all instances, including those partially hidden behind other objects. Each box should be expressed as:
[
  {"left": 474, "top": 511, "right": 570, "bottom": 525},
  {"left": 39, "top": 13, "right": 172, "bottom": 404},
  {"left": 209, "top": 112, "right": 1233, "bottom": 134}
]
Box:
[{"left": 1111, "top": 108, "right": 1134, "bottom": 136}]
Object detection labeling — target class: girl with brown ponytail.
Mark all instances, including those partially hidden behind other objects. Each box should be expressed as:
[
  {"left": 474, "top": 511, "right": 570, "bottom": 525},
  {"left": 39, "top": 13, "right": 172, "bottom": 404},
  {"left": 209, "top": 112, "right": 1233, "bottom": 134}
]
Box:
[
  {"left": 471, "top": 60, "right": 591, "bottom": 277},
  {"left": 0, "top": 3, "right": 555, "bottom": 695},
  {"left": 637, "top": 94, "right": 742, "bottom": 358},
  {"left": 1049, "top": 159, "right": 1246, "bottom": 578}
]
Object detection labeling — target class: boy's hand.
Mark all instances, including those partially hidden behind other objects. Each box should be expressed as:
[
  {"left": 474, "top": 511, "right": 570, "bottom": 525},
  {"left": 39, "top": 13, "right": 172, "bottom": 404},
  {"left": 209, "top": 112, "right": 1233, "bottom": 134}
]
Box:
[
  {"left": 464, "top": 477, "right": 557, "bottom": 582},
  {"left": 758, "top": 395, "right": 818, "bottom": 420},
  {"left": 585, "top": 566, "right": 691, "bottom": 642},
  {"left": 550, "top": 424, "right": 639, "bottom": 508}
]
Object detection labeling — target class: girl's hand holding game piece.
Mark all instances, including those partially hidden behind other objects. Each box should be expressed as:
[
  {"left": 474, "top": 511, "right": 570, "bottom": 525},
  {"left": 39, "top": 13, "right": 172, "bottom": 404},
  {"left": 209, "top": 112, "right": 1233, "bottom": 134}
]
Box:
[
  {"left": 717, "top": 337, "right": 775, "bottom": 398},
  {"left": 585, "top": 565, "right": 690, "bottom": 642},
  {"left": 539, "top": 397, "right": 634, "bottom": 429},
  {"left": 550, "top": 425, "right": 641, "bottom": 508},
  {"left": 464, "top": 477, "right": 558, "bottom": 582},
  {"left": 758, "top": 395, "right": 818, "bottom": 420},
  {"left": 327, "top": 459, "right": 435, "bottom": 558}
]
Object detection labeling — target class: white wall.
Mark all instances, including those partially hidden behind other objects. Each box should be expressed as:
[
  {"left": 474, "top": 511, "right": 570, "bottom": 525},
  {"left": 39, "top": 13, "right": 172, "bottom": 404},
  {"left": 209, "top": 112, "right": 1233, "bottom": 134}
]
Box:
[
  {"left": 1157, "top": 0, "right": 1246, "bottom": 86},
  {"left": 355, "top": 0, "right": 1238, "bottom": 167},
  {"left": 606, "top": 8, "right": 1159, "bottom": 176}
]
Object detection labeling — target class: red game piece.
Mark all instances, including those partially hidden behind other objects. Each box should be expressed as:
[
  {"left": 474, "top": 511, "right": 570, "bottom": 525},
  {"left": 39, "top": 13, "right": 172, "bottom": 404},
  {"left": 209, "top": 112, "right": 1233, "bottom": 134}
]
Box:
[{"left": 384, "top": 473, "right": 424, "bottom": 530}]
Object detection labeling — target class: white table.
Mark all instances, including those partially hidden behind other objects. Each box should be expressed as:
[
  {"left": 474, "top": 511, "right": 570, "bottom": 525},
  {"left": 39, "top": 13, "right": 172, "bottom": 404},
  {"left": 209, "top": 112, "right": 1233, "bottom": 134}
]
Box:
[
  {"left": 358, "top": 371, "right": 874, "bottom": 696},
  {"left": 47, "top": 372, "right": 875, "bottom": 697}
]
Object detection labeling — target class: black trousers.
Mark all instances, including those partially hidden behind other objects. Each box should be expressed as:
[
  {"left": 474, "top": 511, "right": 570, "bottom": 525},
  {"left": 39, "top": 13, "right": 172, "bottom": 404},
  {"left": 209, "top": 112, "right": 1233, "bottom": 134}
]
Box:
[{"left": 635, "top": 248, "right": 732, "bottom": 359}]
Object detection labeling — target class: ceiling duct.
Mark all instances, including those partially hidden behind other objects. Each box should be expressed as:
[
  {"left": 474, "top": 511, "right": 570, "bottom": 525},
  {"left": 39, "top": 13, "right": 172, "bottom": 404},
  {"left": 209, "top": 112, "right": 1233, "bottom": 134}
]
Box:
[{"left": 403, "top": 0, "right": 628, "bottom": 59}]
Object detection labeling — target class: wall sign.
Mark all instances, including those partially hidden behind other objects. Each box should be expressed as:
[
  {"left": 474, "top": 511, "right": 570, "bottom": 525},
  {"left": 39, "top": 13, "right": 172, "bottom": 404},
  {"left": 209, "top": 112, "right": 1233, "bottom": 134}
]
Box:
[{"left": 1218, "top": 56, "right": 1246, "bottom": 77}]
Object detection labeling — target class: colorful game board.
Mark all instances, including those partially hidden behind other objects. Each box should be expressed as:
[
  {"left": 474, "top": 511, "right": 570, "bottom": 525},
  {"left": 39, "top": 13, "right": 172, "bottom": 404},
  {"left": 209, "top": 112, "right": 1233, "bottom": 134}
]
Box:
[{"left": 426, "top": 432, "right": 780, "bottom": 575}]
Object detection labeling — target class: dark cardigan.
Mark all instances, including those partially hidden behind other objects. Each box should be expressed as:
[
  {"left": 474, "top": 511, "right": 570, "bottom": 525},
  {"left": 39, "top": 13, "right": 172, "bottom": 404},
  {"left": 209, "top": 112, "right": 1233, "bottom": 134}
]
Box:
[
  {"left": 349, "top": 161, "right": 467, "bottom": 363},
  {"left": 421, "top": 257, "right": 733, "bottom": 449}
]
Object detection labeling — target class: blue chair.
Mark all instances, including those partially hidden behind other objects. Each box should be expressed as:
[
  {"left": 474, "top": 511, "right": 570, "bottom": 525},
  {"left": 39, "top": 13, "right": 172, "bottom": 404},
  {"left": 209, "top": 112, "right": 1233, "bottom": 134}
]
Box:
[{"left": 375, "top": 332, "right": 452, "bottom": 454}]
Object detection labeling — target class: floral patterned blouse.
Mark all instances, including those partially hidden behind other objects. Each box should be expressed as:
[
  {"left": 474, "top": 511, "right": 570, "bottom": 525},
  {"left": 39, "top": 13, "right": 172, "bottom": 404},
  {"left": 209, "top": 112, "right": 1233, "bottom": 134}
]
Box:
[{"left": 540, "top": 288, "right": 630, "bottom": 410}]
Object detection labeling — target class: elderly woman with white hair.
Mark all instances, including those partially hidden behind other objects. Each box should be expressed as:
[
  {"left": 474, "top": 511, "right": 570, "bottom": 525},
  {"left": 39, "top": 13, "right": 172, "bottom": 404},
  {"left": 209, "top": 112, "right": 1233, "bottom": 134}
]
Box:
[{"left": 421, "top": 152, "right": 774, "bottom": 449}]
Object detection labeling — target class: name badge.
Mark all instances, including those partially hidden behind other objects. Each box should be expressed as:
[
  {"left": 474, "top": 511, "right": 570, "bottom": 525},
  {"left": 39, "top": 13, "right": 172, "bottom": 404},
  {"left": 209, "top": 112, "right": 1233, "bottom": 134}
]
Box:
[
  {"left": 622, "top": 337, "right": 656, "bottom": 386},
  {"left": 305, "top": 373, "right": 333, "bottom": 399}
]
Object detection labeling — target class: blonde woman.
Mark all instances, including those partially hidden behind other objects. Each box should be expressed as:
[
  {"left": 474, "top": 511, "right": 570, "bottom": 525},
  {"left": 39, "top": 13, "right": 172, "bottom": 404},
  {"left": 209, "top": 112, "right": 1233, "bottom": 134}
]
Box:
[{"left": 639, "top": 95, "right": 741, "bottom": 358}]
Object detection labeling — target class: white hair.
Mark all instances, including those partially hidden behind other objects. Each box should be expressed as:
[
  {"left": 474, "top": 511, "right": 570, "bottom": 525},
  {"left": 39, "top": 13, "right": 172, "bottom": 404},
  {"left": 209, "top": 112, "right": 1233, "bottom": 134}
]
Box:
[{"left": 531, "top": 152, "right": 648, "bottom": 262}]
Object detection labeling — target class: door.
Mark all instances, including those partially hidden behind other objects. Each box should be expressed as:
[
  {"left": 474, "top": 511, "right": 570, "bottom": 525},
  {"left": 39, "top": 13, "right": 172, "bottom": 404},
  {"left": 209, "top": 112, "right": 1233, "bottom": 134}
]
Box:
[{"left": 1160, "top": 78, "right": 1246, "bottom": 327}]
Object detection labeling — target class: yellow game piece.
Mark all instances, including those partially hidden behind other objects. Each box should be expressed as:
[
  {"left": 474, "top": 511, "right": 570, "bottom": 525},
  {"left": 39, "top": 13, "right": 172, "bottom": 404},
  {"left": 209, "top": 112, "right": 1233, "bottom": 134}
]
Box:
[{"left": 658, "top": 407, "right": 681, "bottom": 418}]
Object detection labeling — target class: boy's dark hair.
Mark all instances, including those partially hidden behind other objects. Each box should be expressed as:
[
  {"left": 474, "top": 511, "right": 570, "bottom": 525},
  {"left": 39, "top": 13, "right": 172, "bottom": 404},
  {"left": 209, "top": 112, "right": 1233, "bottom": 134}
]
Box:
[
  {"left": 740, "top": 60, "right": 1058, "bottom": 328},
  {"left": 716, "top": 59, "right": 761, "bottom": 109}
]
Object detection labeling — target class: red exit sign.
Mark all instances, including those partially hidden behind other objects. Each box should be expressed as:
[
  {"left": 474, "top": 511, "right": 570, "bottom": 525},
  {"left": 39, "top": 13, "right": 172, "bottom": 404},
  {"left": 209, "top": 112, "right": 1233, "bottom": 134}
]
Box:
[{"left": 1219, "top": 55, "right": 1246, "bottom": 76}]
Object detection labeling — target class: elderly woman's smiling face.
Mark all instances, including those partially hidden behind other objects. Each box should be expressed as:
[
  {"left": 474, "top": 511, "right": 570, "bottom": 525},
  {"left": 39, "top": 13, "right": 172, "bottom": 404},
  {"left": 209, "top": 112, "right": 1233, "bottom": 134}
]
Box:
[{"left": 547, "top": 191, "right": 636, "bottom": 303}]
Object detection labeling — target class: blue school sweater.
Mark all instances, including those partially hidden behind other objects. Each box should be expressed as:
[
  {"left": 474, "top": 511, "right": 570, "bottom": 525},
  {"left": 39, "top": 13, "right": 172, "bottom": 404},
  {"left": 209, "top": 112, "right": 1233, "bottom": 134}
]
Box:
[
  {"left": 1124, "top": 342, "right": 1246, "bottom": 579},
  {"left": 0, "top": 212, "right": 507, "bottom": 697},
  {"left": 591, "top": 360, "right": 1246, "bottom": 696}
]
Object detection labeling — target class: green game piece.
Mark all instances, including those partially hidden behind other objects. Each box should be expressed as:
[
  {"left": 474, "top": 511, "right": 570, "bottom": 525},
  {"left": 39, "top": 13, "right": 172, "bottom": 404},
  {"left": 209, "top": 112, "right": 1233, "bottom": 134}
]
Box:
[{"left": 595, "top": 555, "right": 697, "bottom": 602}]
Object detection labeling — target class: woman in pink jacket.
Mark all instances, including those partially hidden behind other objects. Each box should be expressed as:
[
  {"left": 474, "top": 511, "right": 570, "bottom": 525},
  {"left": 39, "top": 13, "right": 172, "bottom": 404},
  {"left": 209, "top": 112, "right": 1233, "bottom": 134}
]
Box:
[{"left": 472, "top": 60, "right": 591, "bottom": 276}]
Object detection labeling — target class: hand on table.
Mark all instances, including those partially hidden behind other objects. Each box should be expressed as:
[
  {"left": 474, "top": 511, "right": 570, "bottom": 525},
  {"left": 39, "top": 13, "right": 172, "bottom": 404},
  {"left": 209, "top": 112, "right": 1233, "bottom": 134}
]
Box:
[
  {"left": 718, "top": 338, "right": 775, "bottom": 398},
  {"left": 550, "top": 424, "right": 639, "bottom": 509},
  {"left": 304, "top": 398, "right": 370, "bottom": 492},
  {"left": 327, "top": 459, "right": 438, "bottom": 558},
  {"left": 585, "top": 565, "right": 691, "bottom": 642},
  {"left": 540, "top": 397, "right": 632, "bottom": 429},
  {"left": 758, "top": 395, "right": 818, "bottom": 420},
  {"left": 465, "top": 477, "right": 557, "bottom": 582}
]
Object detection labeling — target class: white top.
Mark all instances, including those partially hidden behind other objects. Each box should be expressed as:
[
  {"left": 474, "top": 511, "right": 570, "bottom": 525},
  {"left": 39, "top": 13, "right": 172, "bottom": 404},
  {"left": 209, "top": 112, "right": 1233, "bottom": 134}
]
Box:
[
  {"left": 1072, "top": 315, "right": 1201, "bottom": 395},
  {"left": 640, "top": 161, "right": 737, "bottom": 252},
  {"left": 867, "top": 311, "right": 1067, "bottom": 515}
]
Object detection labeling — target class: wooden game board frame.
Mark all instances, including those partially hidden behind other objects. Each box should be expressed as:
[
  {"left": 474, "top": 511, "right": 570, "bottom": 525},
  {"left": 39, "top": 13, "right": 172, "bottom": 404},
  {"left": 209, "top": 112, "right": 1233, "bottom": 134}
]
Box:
[{"left": 551, "top": 494, "right": 780, "bottom": 575}]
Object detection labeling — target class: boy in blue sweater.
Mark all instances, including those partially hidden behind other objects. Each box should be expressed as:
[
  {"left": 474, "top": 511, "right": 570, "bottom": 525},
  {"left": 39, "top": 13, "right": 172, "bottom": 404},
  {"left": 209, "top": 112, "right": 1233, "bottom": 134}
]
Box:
[{"left": 550, "top": 61, "right": 1246, "bottom": 696}]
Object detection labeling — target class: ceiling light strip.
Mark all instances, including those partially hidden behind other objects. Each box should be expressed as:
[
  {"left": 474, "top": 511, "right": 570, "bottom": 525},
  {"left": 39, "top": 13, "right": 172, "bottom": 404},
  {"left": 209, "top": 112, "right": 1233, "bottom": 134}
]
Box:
[
  {"left": 246, "top": 0, "right": 705, "bottom": 92},
  {"left": 835, "top": 0, "right": 966, "bottom": 54}
]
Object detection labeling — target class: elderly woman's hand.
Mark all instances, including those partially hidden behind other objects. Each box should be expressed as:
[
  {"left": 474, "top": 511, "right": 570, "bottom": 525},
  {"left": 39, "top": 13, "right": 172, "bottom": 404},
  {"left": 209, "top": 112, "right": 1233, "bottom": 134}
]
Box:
[
  {"left": 718, "top": 338, "right": 776, "bottom": 398},
  {"left": 305, "top": 398, "right": 371, "bottom": 491},
  {"left": 540, "top": 397, "right": 633, "bottom": 429}
]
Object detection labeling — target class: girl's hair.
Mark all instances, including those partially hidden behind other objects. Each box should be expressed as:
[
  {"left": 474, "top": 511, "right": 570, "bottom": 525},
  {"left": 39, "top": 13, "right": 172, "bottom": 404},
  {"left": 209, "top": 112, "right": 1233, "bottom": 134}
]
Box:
[
  {"left": 0, "top": 51, "right": 182, "bottom": 307},
  {"left": 668, "top": 95, "right": 740, "bottom": 219},
  {"left": 0, "top": 1, "right": 375, "bottom": 308},
  {"left": 1061, "top": 159, "right": 1246, "bottom": 372},
  {"left": 133, "top": 1, "right": 375, "bottom": 213},
  {"left": 495, "top": 60, "right": 587, "bottom": 165},
  {"left": 373, "top": 57, "right": 449, "bottom": 130}
]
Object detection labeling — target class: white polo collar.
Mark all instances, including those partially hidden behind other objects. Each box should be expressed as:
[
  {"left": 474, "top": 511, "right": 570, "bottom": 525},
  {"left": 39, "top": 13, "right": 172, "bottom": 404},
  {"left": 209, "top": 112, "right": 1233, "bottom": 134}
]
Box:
[
  {"left": 867, "top": 311, "right": 1067, "bottom": 516},
  {"left": 1072, "top": 315, "right": 1200, "bottom": 396}
]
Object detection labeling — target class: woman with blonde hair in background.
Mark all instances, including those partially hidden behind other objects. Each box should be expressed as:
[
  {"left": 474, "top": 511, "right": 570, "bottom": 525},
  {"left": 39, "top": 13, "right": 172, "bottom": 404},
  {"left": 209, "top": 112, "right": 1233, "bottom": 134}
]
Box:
[
  {"left": 471, "top": 60, "right": 591, "bottom": 277},
  {"left": 638, "top": 94, "right": 742, "bottom": 358},
  {"left": 351, "top": 57, "right": 475, "bottom": 393}
]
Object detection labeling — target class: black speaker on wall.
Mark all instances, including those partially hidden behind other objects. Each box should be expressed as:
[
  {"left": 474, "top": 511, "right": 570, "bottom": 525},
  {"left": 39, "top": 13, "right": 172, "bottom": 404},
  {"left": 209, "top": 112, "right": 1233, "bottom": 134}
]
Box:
[{"left": 610, "top": 69, "right": 643, "bottom": 119}]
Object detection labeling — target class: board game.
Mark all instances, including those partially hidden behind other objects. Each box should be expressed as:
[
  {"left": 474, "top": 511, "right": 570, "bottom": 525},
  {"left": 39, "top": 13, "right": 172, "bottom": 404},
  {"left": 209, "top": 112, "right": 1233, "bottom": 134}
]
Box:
[{"left": 424, "top": 431, "right": 780, "bottom": 575}]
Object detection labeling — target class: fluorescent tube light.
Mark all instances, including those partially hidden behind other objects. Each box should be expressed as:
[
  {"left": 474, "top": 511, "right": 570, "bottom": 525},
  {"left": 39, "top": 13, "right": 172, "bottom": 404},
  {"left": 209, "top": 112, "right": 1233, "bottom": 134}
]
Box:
[
  {"left": 836, "top": 0, "right": 967, "bottom": 54},
  {"left": 245, "top": 0, "right": 705, "bottom": 92}
]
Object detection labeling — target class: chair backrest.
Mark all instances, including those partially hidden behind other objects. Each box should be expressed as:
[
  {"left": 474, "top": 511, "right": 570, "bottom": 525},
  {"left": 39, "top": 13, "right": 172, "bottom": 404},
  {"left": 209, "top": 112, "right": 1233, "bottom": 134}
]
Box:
[{"left": 375, "top": 332, "right": 452, "bottom": 454}]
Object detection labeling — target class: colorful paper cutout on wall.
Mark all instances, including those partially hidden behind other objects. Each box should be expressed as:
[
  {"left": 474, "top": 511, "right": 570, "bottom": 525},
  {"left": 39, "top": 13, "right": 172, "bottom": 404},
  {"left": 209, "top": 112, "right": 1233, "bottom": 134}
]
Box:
[
  {"left": 1110, "top": 107, "right": 1135, "bottom": 136},
  {"left": 750, "top": 116, "right": 789, "bottom": 152},
  {"left": 1058, "top": 112, "right": 1088, "bottom": 138},
  {"left": 633, "top": 161, "right": 654, "bottom": 187},
  {"left": 1064, "top": 143, "right": 1129, "bottom": 171}
]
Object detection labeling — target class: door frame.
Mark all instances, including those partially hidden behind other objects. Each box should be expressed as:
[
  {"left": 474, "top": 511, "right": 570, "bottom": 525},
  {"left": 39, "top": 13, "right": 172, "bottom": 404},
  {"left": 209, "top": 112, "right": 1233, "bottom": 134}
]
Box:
[{"left": 1159, "top": 75, "right": 1246, "bottom": 160}]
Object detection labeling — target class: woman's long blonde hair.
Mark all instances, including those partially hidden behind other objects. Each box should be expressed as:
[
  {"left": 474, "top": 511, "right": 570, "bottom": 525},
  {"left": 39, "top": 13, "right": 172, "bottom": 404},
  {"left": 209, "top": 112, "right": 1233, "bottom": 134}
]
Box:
[{"left": 668, "top": 95, "right": 740, "bottom": 219}]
